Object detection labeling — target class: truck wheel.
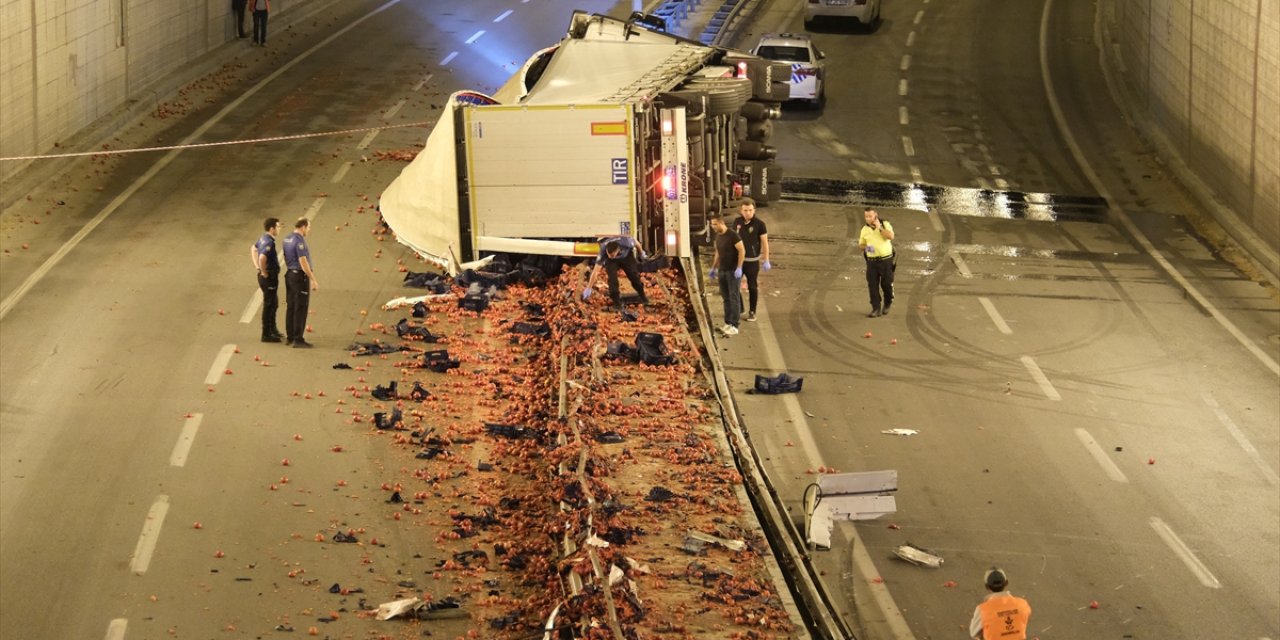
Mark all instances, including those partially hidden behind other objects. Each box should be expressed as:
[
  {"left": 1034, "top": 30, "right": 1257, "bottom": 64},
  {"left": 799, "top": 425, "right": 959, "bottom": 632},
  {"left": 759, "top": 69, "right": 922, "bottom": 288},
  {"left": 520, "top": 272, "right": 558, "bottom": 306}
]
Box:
[
  {"left": 745, "top": 119, "right": 773, "bottom": 141},
  {"left": 737, "top": 141, "right": 776, "bottom": 161}
]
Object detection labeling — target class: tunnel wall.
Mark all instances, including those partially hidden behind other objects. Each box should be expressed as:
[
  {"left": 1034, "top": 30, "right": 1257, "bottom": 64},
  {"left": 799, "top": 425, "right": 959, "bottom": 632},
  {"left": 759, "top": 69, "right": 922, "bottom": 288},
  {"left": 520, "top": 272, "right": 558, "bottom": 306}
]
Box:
[
  {"left": 1099, "top": 0, "right": 1279, "bottom": 279},
  {"left": 0, "top": 0, "right": 325, "bottom": 184}
]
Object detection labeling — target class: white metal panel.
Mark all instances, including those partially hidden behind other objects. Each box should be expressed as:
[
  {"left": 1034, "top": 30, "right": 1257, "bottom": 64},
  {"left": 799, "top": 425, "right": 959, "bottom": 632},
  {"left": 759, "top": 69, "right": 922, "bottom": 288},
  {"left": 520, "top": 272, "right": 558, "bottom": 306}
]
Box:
[{"left": 465, "top": 105, "right": 635, "bottom": 239}]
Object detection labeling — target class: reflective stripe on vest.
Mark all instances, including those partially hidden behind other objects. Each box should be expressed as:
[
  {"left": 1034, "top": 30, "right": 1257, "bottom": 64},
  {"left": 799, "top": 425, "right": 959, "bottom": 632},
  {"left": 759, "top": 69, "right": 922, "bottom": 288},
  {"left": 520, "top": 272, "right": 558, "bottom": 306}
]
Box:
[{"left": 978, "top": 595, "right": 1031, "bottom": 639}]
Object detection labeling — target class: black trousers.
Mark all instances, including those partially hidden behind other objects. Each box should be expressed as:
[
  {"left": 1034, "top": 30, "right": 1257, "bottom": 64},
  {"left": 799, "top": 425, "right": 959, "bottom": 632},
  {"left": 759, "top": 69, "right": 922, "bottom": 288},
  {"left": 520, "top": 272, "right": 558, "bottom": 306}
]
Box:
[
  {"left": 258, "top": 271, "right": 280, "bottom": 336},
  {"left": 740, "top": 260, "right": 761, "bottom": 314},
  {"left": 604, "top": 254, "right": 646, "bottom": 304},
  {"left": 866, "top": 257, "right": 895, "bottom": 311},
  {"left": 252, "top": 10, "right": 268, "bottom": 44},
  {"left": 232, "top": 0, "right": 248, "bottom": 36},
  {"left": 285, "top": 269, "right": 310, "bottom": 342}
]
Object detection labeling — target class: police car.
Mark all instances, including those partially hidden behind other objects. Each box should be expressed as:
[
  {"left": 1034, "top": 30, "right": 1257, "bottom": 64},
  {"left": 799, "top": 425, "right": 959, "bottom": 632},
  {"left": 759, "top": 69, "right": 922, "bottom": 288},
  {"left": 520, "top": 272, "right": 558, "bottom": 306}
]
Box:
[{"left": 750, "top": 33, "right": 826, "bottom": 106}]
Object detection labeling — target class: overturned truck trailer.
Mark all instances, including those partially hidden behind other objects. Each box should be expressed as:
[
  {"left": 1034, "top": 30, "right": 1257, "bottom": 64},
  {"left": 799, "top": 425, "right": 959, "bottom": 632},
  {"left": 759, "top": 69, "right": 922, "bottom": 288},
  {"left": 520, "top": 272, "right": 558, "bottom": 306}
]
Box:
[{"left": 380, "top": 11, "right": 789, "bottom": 274}]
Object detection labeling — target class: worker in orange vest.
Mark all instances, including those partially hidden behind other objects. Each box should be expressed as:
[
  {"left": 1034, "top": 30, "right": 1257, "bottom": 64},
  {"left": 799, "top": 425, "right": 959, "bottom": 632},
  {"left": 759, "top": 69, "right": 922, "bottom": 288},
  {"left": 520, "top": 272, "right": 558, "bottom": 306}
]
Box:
[{"left": 969, "top": 568, "right": 1032, "bottom": 639}]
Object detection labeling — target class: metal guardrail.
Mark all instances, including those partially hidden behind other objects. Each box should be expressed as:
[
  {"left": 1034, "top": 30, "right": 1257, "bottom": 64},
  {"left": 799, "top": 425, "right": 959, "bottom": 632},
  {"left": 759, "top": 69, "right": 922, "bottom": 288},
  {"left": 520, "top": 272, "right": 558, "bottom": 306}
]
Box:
[{"left": 680, "top": 3, "right": 863, "bottom": 638}]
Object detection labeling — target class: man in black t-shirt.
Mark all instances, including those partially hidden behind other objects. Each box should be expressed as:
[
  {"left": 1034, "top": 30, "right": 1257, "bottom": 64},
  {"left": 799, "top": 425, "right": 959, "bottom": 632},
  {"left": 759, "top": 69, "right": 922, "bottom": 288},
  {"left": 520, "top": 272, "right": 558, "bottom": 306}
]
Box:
[
  {"left": 732, "top": 197, "right": 771, "bottom": 322},
  {"left": 709, "top": 215, "right": 745, "bottom": 335}
]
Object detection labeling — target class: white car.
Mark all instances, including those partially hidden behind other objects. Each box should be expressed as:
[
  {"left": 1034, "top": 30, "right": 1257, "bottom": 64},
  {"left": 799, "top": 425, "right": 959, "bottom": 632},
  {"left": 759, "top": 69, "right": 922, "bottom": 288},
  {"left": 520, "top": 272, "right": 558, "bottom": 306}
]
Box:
[
  {"left": 750, "top": 33, "right": 826, "bottom": 106},
  {"left": 805, "top": 0, "right": 882, "bottom": 30}
]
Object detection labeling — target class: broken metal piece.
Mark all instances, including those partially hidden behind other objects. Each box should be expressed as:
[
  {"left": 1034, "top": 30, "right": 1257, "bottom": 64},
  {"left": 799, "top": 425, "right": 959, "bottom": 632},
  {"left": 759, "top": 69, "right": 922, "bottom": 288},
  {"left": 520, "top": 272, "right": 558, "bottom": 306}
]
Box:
[
  {"left": 685, "top": 530, "right": 746, "bottom": 552},
  {"left": 893, "top": 543, "right": 944, "bottom": 568},
  {"left": 375, "top": 597, "right": 423, "bottom": 620},
  {"left": 881, "top": 428, "right": 919, "bottom": 436}
]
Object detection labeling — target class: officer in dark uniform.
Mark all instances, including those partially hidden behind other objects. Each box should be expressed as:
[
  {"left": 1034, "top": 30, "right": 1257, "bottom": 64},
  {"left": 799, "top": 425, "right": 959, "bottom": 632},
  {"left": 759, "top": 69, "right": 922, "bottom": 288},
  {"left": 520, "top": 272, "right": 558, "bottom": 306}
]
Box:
[
  {"left": 282, "top": 218, "right": 318, "bottom": 348},
  {"left": 250, "top": 217, "right": 283, "bottom": 342},
  {"left": 732, "top": 197, "right": 771, "bottom": 322}
]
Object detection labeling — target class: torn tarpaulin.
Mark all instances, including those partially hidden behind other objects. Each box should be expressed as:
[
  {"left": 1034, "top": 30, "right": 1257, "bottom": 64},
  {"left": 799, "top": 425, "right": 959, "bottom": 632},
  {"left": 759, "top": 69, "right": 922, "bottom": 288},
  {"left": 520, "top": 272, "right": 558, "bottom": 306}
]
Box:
[{"left": 752, "top": 373, "right": 804, "bottom": 394}]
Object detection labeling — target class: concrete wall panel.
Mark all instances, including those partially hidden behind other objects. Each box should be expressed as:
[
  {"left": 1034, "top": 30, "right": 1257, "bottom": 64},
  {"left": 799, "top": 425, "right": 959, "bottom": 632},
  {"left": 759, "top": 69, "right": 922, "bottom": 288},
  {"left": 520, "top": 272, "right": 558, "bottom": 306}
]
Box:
[
  {"left": 0, "top": 0, "right": 321, "bottom": 183},
  {"left": 1103, "top": 0, "right": 1280, "bottom": 279}
]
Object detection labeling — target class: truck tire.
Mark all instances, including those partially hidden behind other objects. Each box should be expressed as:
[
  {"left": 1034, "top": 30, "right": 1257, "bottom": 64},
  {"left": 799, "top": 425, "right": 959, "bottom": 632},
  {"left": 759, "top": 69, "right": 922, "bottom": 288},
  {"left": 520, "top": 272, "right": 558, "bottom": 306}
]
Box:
[
  {"left": 688, "top": 78, "right": 752, "bottom": 116},
  {"left": 745, "top": 119, "right": 773, "bottom": 142},
  {"left": 737, "top": 140, "right": 777, "bottom": 161},
  {"left": 740, "top": 101, "right": 781, "bottom": 121}
]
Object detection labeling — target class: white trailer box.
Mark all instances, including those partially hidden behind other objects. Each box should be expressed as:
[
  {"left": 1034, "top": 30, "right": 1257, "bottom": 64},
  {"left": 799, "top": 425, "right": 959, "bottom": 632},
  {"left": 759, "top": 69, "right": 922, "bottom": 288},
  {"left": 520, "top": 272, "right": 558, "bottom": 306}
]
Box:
[{"left": 465, "top": 105, "right": 637, "bottom": 248}]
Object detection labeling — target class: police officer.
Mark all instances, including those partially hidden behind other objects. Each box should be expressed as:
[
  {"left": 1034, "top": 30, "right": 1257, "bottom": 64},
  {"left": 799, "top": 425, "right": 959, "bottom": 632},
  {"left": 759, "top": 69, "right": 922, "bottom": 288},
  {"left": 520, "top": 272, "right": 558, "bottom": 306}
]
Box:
[
  {"left": 250, "top": 217, "right": 283, "bottom": 342},
  {"left": 858, "top": 207, "right": 895, "bottom": 317},
  {"left": 732, "top": 197, "right": 771, "bottom": 322},
  {"left": 582, "top": 236, "right": 649, "bottom": 309},
  {"left": 969, "top": 568, "right": 1032, "bottom": 640},
  {"left": 282, "top": 218, "right": 318, "bottom": 348}
]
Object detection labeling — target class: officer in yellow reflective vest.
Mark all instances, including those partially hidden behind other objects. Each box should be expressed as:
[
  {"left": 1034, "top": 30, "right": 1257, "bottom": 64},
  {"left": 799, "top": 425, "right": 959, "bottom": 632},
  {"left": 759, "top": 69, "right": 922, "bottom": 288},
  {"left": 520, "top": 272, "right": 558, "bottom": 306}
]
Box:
[
  {"left": 969, "top": 568, "right": 1032, "bottom": 639},
  {"left": 858, "top": 207, "right": 895, "bottom": 317}
]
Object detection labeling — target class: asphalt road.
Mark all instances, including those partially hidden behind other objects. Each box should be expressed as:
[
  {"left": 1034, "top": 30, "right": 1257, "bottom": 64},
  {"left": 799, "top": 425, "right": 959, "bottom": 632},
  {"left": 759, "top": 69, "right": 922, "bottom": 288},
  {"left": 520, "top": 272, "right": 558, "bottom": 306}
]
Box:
[
  {"left": 0, "top": 1, "right": 629, "bottom": 638},
  {"left": 0, "top": 0, "right": 1276, "bottom": 639},
  {"left": 723, "top": 0, "right": 1280, "bottom": 639}
]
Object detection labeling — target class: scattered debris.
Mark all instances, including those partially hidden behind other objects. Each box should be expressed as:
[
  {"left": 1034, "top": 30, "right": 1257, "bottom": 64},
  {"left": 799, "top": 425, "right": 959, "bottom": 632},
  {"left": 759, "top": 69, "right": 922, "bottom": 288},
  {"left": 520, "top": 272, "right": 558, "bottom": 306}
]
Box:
[
  {"left": 751, "top": 372, "right": 803, "bottom": 394},
  {"left": 893, "top": 543, "right": 944, "bottom": 568},
  {"left": 881, "top": 428, "right": 919, "bottom": 436}
]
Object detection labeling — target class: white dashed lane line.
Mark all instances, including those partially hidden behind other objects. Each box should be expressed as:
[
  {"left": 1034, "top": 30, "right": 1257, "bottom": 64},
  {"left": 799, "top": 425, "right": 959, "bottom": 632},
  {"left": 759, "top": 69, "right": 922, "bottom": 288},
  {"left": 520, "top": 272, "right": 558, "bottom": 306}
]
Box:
[
  {"left": 303, "top": 196, "right": 327, "bottom": 223},
  {"left": 104, "top": 619, "right": 127, "bottom": 640},
  {"left": 494, "top": 9, "right": 513, "bottom": 22},
  {"left": 914, "top": 10, "right": 924, "bottom": 25},
  {"left": 204, "top": 344, "right": 238, "bottom": 386},
  {"left": 239, "top": 289, "right": 263, "bottom": 324},
  {"left": 356, "top": 129, "right": 380, "bottom": 149},
  {"left": 899, "top": 54, "right": 911, "bottom": 71},
  {"left": 1074, "top": 428, "right": 1129, "bottom": 483},
  {"left": 383, "top": 98, "right": 407, "bottom": 120},
  {"left": 978, "top": 297, "right": 1013, "bottom": 335},
  {"left": 465, "top": 30, "right": 486, "bottom": 44},
  {"left": 441, "top": 51, "right": 459, "bottom": 66},
  {"left": 169, "top": 413, "right": 204, "bottom": 468},
  {"left": 1149, "top": 517, "right": 1222, "bottom": 589},
  {"left": 898, "top": 79, "right": 908, "bottom": 96},
  {"left": 129, "top": 495, "right": 170, "bottom": 575},
  {"left": 1020, "top": 355, "right": 1061, "bottom": 401},
  {"left": 948, "top": 251, "right": 973, "bottom": 276},
  {"left": 906, "top": 31, "right": 916, "bottom": 47},
  {"left": 926, "top": 208, "right": 943, "bottom": 232},
  {"left": 899, "top": 106, "right": 909, "bottom": 126},
  {"left": 901, "top": 136, "right": 915, "bottom": 157},
  {"left": 412, "top": 73, "right": 434, "bottom": 92},
  {"left": 331, "top": 161, "right": 353, "bottom": 184},
  {"left": 1203, "top": 392, "right": 1279, "bottom": 486}
]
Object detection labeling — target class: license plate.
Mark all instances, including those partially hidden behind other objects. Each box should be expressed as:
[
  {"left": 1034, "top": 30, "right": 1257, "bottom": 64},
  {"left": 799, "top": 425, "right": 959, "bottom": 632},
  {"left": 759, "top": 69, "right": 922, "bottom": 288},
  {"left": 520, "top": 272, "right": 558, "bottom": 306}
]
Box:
[{"left": 826, "top": 0, "right": 849, "bottom": 4}]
